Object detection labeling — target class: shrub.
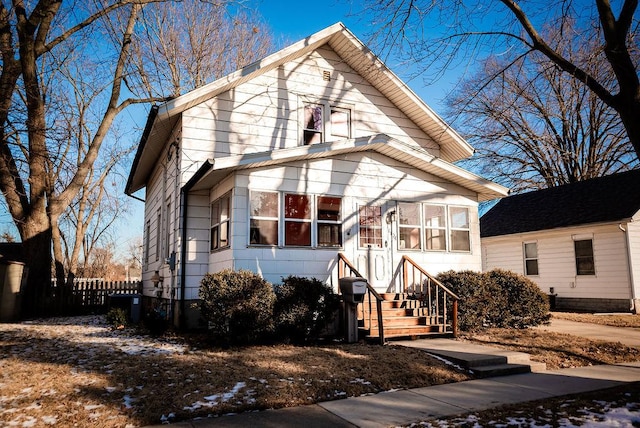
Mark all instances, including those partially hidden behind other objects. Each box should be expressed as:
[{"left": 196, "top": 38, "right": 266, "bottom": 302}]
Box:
[
  {"left": 106, "top": 308, "right": 128, "bottom": 330},
  {"left": 273, "top": 276, "right": 340, "bottom": 343},
  {"left": 485, "top": 269, "right": 551, "bottom": 328},
  {"left": 436, "top": 270, "right": 492, "bottom": 332},
  {"left": 199, "top": 269, "right": 276, "bottom": 344},
  {"left": 436, "top": 269, "right": 551, "bottom": 332}
]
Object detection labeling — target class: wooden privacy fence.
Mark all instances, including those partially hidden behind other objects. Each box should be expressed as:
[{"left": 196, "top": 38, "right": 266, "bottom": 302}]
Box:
[{"left": 53, "top": 279, "right": 143, "bottom": 314}]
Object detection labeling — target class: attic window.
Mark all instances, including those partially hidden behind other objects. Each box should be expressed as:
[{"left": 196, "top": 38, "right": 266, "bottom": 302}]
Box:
[
  {"left": 322, "top": 70, "right": 331, "bottom": 81},
  {"left": 303, "top": 104, "right": 323, "bottom": 145}
]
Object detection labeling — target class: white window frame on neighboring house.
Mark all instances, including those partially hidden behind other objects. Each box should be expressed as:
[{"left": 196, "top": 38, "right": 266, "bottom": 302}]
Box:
[
  {"left": 523, "top": 242, "right": 539, "bottom": 276},
  {"left": 574, "top": 238, "right": 596, "bottom": 275}
]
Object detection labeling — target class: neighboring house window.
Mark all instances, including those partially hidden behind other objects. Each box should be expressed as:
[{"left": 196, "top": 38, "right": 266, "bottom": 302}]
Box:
[
  {"left": 317, "top": 196, "right": 342, "bottom": 247},
  {"left": 210, "top": 192, "right": 231, "bottom": 251},
  {"left": 303, "top": 104, "right": 323, "bottom": 145},
  {"left": 449, "top": 206, "right": 471, "bottom": 252},
  {"left": 424, "top": 204, "right": 446, "bottom": 251},
  {"left": 250, "top": 191, "right": 279, "bottom": 245},
  {"left": 523, "top": 242, "right": 539, "bottom": 276},
  {"left": 398, "top": 202, "right": 421, "bottom": 250},
  {"left": 574, "top": 239, "right": 595, "bottom": 275},
  {"left": 284, "top": 193, "right": 312, "bottom": 246},
  {"left": 358, "top": 205, "right": 383, "bottom": 248},
  {"left": 155, "top": 208, "right": 161, "bottom": 261}
]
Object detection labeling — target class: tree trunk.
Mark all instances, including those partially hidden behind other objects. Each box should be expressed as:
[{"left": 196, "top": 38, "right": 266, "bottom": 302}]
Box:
[{"left": 19, "top": 216, "right": 53, "bottom": 319}]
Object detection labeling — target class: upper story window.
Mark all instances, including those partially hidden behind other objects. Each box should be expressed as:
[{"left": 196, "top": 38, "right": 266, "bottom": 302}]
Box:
[
  {"left": 523, "top": 242, "right": 539, "bottom": 275},
  {"left": 574, "top": 239, "right": 595, "bottom": 275},
  {"left": 210, "top": 192, "right": 231, "bottom": 251},
  {"left": 302, "top": 101, "right": 352, "bottom": 145},
  {"left": 303, "top": 104, "right": 323, "bottom": 145}
]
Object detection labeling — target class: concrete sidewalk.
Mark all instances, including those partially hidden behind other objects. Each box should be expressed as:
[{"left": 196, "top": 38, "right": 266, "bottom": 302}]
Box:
[
  {"left": 152, "top": 329, "right": 640, "bottom": 428},
  {"left": 155, "top": 361, "right": 640, "bottom": 427}
]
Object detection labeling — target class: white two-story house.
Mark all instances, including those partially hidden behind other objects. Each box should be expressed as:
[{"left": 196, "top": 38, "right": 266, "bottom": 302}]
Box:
[{"left": 125, "top": 23, "right": 508, "bottom": 328}]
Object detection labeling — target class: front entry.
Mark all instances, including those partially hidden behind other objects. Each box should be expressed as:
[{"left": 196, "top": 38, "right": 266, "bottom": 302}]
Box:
[{"left": 354, "top": 201, "right": 398, "bottom": 292}]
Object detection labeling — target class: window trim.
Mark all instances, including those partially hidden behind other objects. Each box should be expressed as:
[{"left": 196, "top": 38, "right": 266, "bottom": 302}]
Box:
[
  {"left": 299, "top": 98, "right": 353, "bottom": 145},
  {"left": 358, "top": 204, "right": 383, "bottom": 249},
  {"left": 316, "top": 195, "right": 343, "bottom": 248},
  {"left": 423, "top": 203, "right": 448, "bottom": 252},
  {"left": 284, "top": 193, "right": 312, "bottom": 247},
  {"left": 155, "top": 208, "right": 161, "bottom": 261}
]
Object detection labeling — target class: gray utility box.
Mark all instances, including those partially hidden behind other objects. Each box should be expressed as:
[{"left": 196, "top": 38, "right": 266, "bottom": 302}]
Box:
[{"left": 339, "top": 277, "right": 367, "bottom": 303}]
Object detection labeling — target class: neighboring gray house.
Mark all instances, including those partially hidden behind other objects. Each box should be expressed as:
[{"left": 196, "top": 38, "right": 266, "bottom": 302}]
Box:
[
  {"left": 481, "top": 170, "right": 640, "bottom": 313},
  {"left": 126, "top": 23, "right": 508, "bottom": 328}
]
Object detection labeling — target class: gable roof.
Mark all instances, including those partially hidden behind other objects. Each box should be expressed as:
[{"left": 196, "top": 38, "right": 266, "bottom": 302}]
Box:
[
  {"left": 126, "top": 22, "right": 474, "bottom": 196},
  {"left": 185, "top": 134, "right": 508, "bottom": 202},
  {"left": 480, "top": 169, "right": 640, "bottom": 238}
]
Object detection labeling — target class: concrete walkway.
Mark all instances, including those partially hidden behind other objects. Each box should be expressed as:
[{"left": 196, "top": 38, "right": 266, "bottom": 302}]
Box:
[
  {"left": 536, "top": 318, "right": 640, "bottom": 347},
  {"left": 151, "top": 321, "right": 640, "bottom": 428}
]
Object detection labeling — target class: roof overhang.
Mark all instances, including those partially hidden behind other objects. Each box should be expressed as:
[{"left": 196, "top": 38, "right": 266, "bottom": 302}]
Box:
[
  {"left": 126, "top": 22, "right": 475, "bottom": 195},
  {"left": 186, "top": 134, "right": 508, "bottom": 202}
]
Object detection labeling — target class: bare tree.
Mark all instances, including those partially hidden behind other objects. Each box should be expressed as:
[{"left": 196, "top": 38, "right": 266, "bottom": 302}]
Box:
[
  {"left": 362, "top": 0, "right": 640, "bottom": 160},
  {"left": 449, "top": 24, "right": 638, "bottom": 192},
  {"left": 0, "top": 0, "right": 273, "bottom": 317},
  {"left": 129, "top": 2, "right": 273, "bottom": 97}
]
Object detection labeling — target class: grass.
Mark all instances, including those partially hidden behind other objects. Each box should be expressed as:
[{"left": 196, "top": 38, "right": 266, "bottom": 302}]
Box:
[
  {"left": 1, "top": 312, "right": 639, "bottom": 427},
  {"left": 551, "top": 311, "right": 640, "bottom": 328}
]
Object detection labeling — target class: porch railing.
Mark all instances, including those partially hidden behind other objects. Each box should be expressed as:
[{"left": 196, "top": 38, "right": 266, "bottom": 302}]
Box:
[
  {"left": 400, "top": 255, "right": 459, "bottom": 337},
  {"left": 337, "top": 253, "right": 385, "bottom": 344}
]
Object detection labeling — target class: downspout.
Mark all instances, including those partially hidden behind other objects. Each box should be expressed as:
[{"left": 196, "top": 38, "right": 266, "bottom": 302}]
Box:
[
  {"left": 620, "top": 221, "right": 638, "bottom": 312},
  {"left": 178, "top": 160, "right": 214, "bottom": 329}
]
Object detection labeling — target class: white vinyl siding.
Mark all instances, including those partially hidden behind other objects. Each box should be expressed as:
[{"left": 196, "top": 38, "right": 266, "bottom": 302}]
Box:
[{"left": 482, "top": 223, "right": 631, "bottom": 300}]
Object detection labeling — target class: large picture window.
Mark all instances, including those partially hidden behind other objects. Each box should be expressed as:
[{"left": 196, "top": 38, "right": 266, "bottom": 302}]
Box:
[
  {"left": 250, "top": 191, "right": 279, "bottom": 245},
  {"left": 574, "top": 239, "right": 595, "bottom": 275},
  {"left": 317, "top": 196, "right": 342, "bottom": 247},
  {"left": 284, "top": 194, "right": 311, "bottom": 246},
  {"left": 398, "top": 202, "right": 421, "bottom": 250},
  {"left": 358, "top": 205, "right": 383, "bottom": 248},
  {"left": 210, "top": 193, "right": 231, "bottom": 251}
]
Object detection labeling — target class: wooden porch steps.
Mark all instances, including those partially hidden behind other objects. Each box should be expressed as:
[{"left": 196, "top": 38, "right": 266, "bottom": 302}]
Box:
[{"left": 359, "top": 292, "right": 453, "bottom": 341}]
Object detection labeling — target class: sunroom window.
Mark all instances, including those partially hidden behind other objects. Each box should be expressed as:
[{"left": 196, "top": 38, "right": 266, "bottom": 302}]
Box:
[
  {"left": 317, "top": 196, "right": 342, "bottom": 247},
  {"left": 449, "top": 206, "right": 471, "bottom": 252},
  {"left": 424, "top": 204, "right": 446, "bottom": 251},
  {"left": 398, "top": 202, "right": 421, "bottom": 250},
  {"left": 284, "top": 193, "right": 311, "bottom": 246},
  {"left": 249, "top": 191, "right": 278, "bottom": 245}
]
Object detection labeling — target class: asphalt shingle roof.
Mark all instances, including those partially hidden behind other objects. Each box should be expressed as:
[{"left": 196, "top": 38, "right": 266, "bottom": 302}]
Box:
[{"left": 480, "top": 169, "right": 640, "bottom": 238}]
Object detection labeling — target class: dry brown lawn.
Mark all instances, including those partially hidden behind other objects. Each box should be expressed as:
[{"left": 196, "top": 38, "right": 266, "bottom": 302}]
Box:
[
  {"left": 2, "top": 313, "right": 639, "bottom": 427},
  {"left": 0, "top": 316, "right": 467, "bottom": 427},
  {"left": 551, "top": 311, "right": 640, "bottom": 328}
]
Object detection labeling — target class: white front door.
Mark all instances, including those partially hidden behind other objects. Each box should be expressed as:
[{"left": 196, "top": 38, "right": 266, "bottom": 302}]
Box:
[{"left": 354, "top": 201, "right": 398, "bottom": 292}]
